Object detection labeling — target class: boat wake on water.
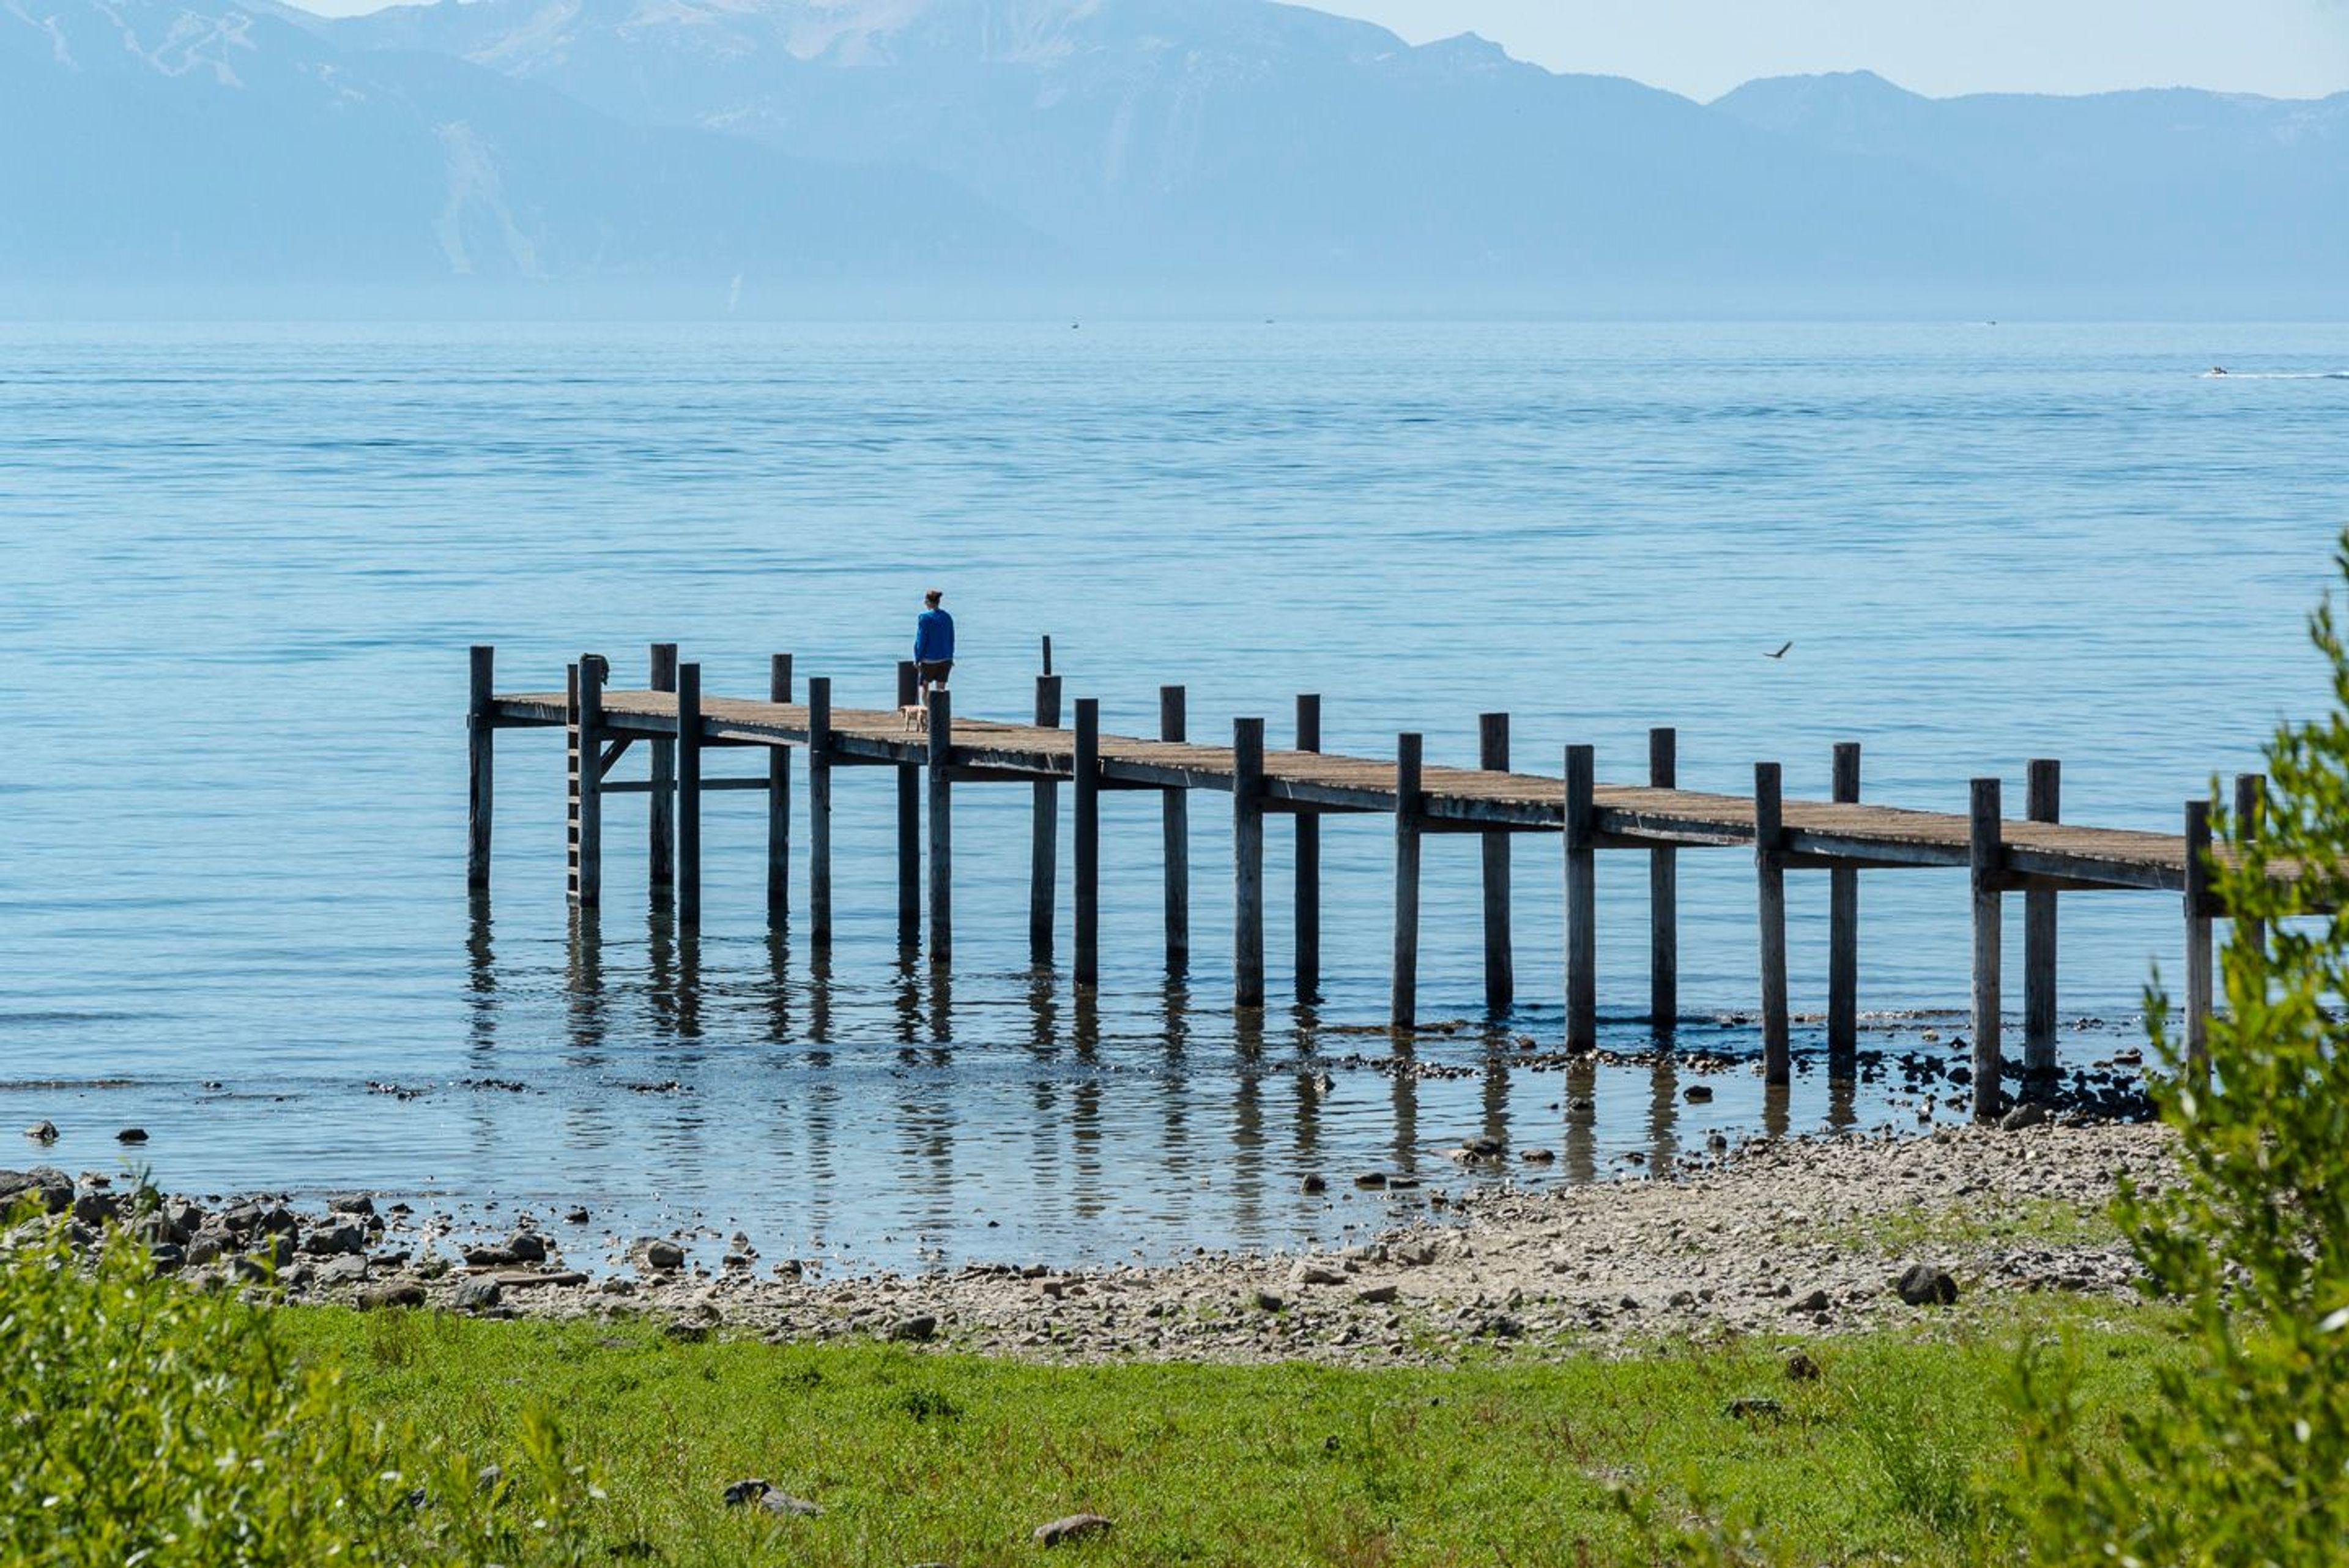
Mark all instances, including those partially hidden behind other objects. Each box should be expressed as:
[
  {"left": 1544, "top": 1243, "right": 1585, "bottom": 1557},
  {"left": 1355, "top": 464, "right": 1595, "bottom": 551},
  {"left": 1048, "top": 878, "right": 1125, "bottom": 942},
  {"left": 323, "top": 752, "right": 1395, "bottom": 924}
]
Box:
[{"left": 2202, "top": 368, "right": 2349, "bottom": 379}]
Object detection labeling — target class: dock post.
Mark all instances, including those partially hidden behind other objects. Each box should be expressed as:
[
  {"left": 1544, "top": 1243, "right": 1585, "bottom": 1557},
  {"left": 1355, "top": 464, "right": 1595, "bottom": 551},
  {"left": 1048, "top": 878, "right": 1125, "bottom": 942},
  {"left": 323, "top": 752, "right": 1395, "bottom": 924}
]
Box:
[
  {"left": 1030, "top": 674, "right": 1063, "bottom": 964},
  {"left": 648, "top": 644, "right": 678, "bottom": 901},
  {"left": 897, "top": 660, "right": 921, "bottom": 953},
  {"left": 1754, "top": 762, "right": 1788, "bottom": 1083},
  {"left": 1075, "top": 698, "right": 1100, "bottom": 987},
  {"left": 1828, "top": 741, "right": 1861, "bottom": 1077},
  {"left": 1649, "top": 727, "right": 1676, "bottom": 1043},
  {"left": 2234, "top": 773, "right": 2266, "bottom": 961},
  {"left": 927, "top": 687, "right": 952, "bottom": 962},
  {"left": 1565, "top": 744, "right": 1597, "bottom": 1051},
  {"left": 2184, "top": 798, "right": 2214, "bottom": 1082},
  {"left": 1392, "top": 732, "right": 1423, "bottom": 1030},
  {"left": 1233, "top": 716, "right": 1266, "bottom": 1009},
  {"left": 677, "top": 662, "right": 703, "bottom": 927},
  {"left": 1162, "top": 686, "right": 1190, "bottom": 972},
  {"left": 467, "top": 645, "right": 494, "bottom": 891},
  {"left": 808, "top": 677, "right": 833, "bottom": 948},
  {"left": 1970, "top": 777, "right": 2004, "bottom": 1121},
  {"left": 568, "top": 655, "right": 606, "bottom": 910},
  {"left": 1479, "top": 714, "right": 1513, "bottom": 1014},
  {"left": 766, "top": 655, "right": 793, "bottom": 924},
  {"left": 2024, "top": 759, "right": 2061, "bottom": 1087},
  {"left": 1295, "top": 695, "right": 1323, "bottom": 1000}
]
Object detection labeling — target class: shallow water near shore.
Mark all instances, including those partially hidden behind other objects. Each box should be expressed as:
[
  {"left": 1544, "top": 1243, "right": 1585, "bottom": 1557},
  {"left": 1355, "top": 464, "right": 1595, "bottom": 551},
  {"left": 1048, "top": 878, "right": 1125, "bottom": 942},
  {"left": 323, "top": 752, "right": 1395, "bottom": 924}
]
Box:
[{"left": 1, "top": 319, "right": 2342, "bottom": 1269}]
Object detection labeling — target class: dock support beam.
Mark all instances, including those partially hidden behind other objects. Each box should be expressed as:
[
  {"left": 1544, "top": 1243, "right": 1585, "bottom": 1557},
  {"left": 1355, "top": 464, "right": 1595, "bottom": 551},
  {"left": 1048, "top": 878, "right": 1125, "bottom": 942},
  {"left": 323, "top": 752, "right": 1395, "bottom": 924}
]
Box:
[
  {"left": 1754, "top": 762, "right": 1789, "bottom": 1083},
  {"left": 1392, "top": 732, "right": 1423, "bottom": 1030},
  {"left": 1970, "top": 778, "right": 2004, "bottom": 1121},
  {"left": 1565, "top": 744, "right": 1597, "bottom": 1051},
  {"left": 677, "top": 663, "right": 702, "bottom": 927},
  {"left": 568, "top": 655, "right": 606, "bottom": 910},
  {"left": 467, "top": 645, "right": 494, "bottom": 891},
  {"left": 1480, "top": 714, "right": 1513, "bottom": 1014},
  {"left": 1030, "top": 675, "right": 1062, "bottom": 964},
  {"left": 897, "top": 660, "right": 921, "bottom": 953},
  {"left": 1075, "top": 699, "right": 1100, "bottom": 988},
  {"left": 1233, "top": 716, "right": 1266, "bottom": 1009},
  {"left": 1295, "top": 696, "right": 1322, "bottom": 1001},
  {"left": 2024, "top": 759, "right": 2061, "bottom": 1086},
  {"left": 1649, "top": 727, "right": 1676, "bottom": 1042},
  {"left": 927, "top": 688, "right": 952, "bottom": 962},
  {"left": 2184, "top": 798, "right": 2214, "bottom": 1082},
  {"left": 1162, "top": 686, "right": 1190, "bottom": 972},
  {"left": 1828, "top": 742, "right": 1861, "bottom": 1077},
  {"left": 2235, "top": 773, "right": 2266, "bottom": 961},
  {"left": 648, "top": 643, "right": 678, "bottom": 901},
  {"left": 766, "top": 655, "right": 792, "bottom": 924},
  {"left": 807, "top": 677, "right": 833, "bottom": 948}
]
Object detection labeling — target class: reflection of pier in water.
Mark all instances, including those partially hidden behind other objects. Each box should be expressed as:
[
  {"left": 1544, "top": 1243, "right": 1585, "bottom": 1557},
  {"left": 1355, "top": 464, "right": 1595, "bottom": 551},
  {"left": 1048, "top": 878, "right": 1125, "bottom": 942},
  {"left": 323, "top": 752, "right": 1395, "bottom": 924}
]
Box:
[
  {"left": 458, "top": 897, "right": 1825, "bottom": 1268},
  {"left": 470, "top": 639, "right": 2296, "bottom": 1134}
]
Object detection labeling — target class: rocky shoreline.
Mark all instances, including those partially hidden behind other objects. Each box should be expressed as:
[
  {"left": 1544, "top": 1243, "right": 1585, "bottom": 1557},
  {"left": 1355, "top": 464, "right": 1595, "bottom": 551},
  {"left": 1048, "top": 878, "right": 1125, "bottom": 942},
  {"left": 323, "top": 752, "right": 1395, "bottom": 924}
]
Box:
[{"left": 4, "top": 1118, "right": 2172, "bottom": 1364}]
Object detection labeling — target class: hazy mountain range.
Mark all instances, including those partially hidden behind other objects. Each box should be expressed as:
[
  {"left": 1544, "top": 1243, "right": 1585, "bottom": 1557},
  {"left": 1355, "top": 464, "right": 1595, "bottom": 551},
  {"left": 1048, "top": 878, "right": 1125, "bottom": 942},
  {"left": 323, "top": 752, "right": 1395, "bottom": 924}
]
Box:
[{"left": 6, "top": 0, "right": 2342, "bottom": 313}]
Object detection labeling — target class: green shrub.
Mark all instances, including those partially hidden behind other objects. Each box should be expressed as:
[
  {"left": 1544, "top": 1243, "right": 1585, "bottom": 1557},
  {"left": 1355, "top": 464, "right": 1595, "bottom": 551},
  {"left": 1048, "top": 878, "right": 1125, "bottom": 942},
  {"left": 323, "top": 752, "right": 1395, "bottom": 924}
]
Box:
[
  {"left": 2009, "top": 540, "right": 2349, "bottom": 1563},
  {"left": 0, "top": 1205, "right": 606, "bottom": 1567}
]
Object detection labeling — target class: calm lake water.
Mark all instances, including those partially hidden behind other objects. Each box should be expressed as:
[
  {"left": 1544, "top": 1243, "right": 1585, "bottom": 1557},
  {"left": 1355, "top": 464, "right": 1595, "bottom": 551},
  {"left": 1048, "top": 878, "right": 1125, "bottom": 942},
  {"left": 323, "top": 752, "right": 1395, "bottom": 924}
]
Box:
[{"left": 1, "top": 319, "right": 2342, "bottom": 1271}]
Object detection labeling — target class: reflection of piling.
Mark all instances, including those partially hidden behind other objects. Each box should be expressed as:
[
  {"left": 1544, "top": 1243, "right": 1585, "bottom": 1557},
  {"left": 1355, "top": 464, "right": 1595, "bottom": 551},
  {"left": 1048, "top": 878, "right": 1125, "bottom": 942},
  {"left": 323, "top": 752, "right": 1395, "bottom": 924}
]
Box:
[{"left": 1074, "top": 698, "right": 1100, "bottom": 987}]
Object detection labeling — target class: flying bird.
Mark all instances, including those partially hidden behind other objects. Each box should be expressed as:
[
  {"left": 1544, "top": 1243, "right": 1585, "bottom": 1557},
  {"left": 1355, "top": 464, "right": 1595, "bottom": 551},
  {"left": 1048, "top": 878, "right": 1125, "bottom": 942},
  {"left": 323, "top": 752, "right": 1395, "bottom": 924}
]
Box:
[{"left": 1766, "top": 641, "right": 1794, "bottom": 660}]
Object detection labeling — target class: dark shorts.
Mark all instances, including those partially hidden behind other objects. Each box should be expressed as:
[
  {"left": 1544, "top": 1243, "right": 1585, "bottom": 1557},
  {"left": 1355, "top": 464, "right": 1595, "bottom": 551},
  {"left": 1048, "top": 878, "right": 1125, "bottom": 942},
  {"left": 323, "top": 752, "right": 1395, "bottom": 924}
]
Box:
[{"left": 918, "top": 660, "right": 953, "bottom": 686}]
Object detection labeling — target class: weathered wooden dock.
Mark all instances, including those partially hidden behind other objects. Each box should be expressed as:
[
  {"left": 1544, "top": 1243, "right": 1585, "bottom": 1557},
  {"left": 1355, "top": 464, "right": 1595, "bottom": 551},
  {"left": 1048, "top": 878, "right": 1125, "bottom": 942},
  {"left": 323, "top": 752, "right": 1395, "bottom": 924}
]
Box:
[{"left": 468, "top": 645, "right": 2275, "bottom": 1123}]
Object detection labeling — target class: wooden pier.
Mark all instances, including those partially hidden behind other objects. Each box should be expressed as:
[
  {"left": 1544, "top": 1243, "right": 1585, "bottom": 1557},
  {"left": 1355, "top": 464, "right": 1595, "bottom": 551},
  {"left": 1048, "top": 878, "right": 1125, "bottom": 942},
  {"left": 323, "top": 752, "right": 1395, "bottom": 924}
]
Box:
[{"left": 469, "top": 644, "right": 2280, "bottom": 1122}]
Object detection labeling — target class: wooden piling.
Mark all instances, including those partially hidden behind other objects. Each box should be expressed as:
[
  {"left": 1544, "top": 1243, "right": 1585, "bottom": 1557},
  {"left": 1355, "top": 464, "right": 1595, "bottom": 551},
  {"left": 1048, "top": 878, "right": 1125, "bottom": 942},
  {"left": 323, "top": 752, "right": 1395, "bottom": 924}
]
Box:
[
  {"left": 569, "top": 655, "right": 606, "bottom": 910},
  {"left": 1754, "top": 762, "right": 1788, "bottom": 1083},
  {"left": 1828, "top": 741, "right": 1861, "bottom": 1077},
  {"left": 1162, "top": 686, "right": 1190, "bottom": 971},
  {"left": 766, "top": 655, "right": 792, "bottom": 924},
  {"left": 1649, "top": 727, "right": 1676, "bottom": 1042},
  {"left": 467, "top": 645, "right": 494, "bottom": 891},
  {"left": 1295, "top": 695, "right": 1323, "bottom": 1001},
  {"left": 897, "top": 660, "right": 921, "bottom": 952},
  {"left": 677, "top": 663, "right": 703, "bottom": 927},
  {"left": 807, "top": 677, "right": 833, "bottom": 948},
  {"left": 1480, "top": 714, "right": 1513, "bottom": 1014},
  {"left": 1233, "top": 716, "right": 1266, "bottom": 1009},
  {"left": 2235, "top": 773, "right": 2266, "bottom": 961},
  {"left": 2024, "top": 759, "right": 2061, "bottom": 1084},
  {"left": 648, "top": 644, "right": 678, "bottom": 899},
  {"left": 1565, "top": 743, "right": 1597, "bottom": 1052},
  {"left": 927, "top": 687, "right": 952, "bottom": 961},
  {"left": 1970, "top": 778, "right": 2003, "bottom": 1121},
  {"left": 2184, "top": 798, "right": 2214, "bottom": 1082},
  {"left": 1041, "top": 634, "right": 1053, "bottom": 677},
  {"left": 1075, "top": 699, "right": 1101, "bottom": 987},
  {"left": 1030, "top": 674, "right": 1063, "bottom": 964},
  {"left": 1392, "top": 732, "right": 1423, "bottom": 1030}
]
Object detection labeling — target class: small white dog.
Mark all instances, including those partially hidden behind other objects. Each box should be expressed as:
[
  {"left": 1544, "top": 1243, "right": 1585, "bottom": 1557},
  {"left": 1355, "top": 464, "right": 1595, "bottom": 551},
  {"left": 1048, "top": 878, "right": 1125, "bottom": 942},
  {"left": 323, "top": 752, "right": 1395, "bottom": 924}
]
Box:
[{"left": 898, "top": 704, "right": 929, "bottom": 732}]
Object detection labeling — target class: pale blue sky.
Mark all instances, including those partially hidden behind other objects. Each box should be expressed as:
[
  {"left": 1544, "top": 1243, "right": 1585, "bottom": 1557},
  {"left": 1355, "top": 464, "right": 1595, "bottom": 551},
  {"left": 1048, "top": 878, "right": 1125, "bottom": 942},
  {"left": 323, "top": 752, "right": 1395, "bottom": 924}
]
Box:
[{"left": 1319, "top": 0, "right": 2349, "bottom": 100}]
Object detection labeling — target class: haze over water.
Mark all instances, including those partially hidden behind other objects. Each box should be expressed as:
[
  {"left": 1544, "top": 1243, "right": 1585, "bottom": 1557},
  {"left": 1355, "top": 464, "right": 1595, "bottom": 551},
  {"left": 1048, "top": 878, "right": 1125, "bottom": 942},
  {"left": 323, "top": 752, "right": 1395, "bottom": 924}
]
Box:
[{"left": 2, "top": 318, "right": 2342, "bottom": 1271}]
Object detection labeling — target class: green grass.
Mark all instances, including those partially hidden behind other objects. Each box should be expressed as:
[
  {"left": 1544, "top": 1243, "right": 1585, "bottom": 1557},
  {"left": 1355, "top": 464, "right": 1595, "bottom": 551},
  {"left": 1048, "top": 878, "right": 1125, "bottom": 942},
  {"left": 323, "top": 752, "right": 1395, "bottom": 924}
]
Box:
[
  {"left": 1801, "top": 1196, "right": 2123, "bottom": 1255},
  {"left": 278, "top": 1298, "right": 2180, "bottom": 1567}
]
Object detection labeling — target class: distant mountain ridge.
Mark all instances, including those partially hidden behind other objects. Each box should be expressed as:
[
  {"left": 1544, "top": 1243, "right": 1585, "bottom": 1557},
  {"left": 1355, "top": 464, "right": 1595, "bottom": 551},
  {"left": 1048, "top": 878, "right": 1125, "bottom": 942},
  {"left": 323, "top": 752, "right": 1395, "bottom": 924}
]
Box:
[{"left": 5, "top": 0, "right": 2342, "bottom": 313}]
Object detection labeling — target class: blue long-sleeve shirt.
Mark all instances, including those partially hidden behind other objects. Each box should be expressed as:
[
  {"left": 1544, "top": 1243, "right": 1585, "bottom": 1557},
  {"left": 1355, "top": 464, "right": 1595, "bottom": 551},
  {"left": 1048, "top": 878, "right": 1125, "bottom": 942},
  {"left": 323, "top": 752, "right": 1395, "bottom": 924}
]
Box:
[{"left": 914, "top": 608, "right": 956, "bottom": 663}]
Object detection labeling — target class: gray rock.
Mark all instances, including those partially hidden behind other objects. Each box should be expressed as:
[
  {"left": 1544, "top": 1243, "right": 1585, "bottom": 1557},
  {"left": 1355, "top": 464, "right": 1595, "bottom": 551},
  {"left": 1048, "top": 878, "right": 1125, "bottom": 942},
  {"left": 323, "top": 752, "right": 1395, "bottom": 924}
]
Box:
[
  {"left": 1786, "top": 1351, "right": 1822, "bottom": 1382},
  {"left": 722, "top": 1478, "right": 771, "bottom": 1509},
  {"left": 1726, "top": 1397, "right": 1785, "bottom": 1422},
  {"left": 72, "top": 1190, "right": 122, "bottom": 1227},
  {"left": 1251, "top": 1288, "right": 1286, "bottom": 1313},
  {"left": 451, "top": 1277, "right": 503, "bottom": 1312},
  {"left": 888, "top": 1313, "right": 939, "bottom": 1343},
  {"left": 1894, "top": 1264, "right": 1959, "bottom": 1307},
  {"left": 1790, "top": 1288, "right": 1831, "bottom": 1313},
  {"left": 1291, "top": 1264, "right": 1345, "bottom": 1287},
  {"left": 305, "top": 1224, "right": 366, "bottom": 1257},
  {"left": 315, "top": 1254, "right": 369, "bottom": 1285},
  {"left": 1999, "top": 1099, "right": 2051, "bottom": 1132},
  {"left": 1351, "top": 1172, "right": 1389, "bottom": 1190},
  {"left": 24, "top": 1121, "right": 57, "bottom": 1144},
  {"left": 358, "top": 1281, "right": 426, "bottom": 1311},
  {"left": 1033, "top": 1514, "right": 1113, "bottom": 1547},
  {"left": 327, "top": 1194, "right": 375, "bottom": 1216},
  {"left": 462, "top": 1244, "right": 521, "bottom": 1268},
  {"left": 506, "top": 1230, "right": 547, "bottom": 1263},
  {"left": 0, "top": 1166, "right": 73, "bottom": 1215},
  {"left": 1301, "top": 1174, "right": 1328, "bottom": 1194},
  {"left": 185, "top": 1231, "right": 226, "bottom": 1267},
  {"left": 148, "top": 1243, "right": 185, "bottom": 1274},
  {"left": 637, "top": 1239, "right": 686, "bottom": 1273},
  {"left": 759, "top": 1490, "right": 822, "bottom": 1518},
  {"left": 1683, "top": 1085, "right": 1715, "bottom": 1103},
  {"left": 1354, "top": 1284, "right": 1399, "bottom": 1306},
  {"left": 115, "top": 1128, "right": 149, "bottom": 1145}
]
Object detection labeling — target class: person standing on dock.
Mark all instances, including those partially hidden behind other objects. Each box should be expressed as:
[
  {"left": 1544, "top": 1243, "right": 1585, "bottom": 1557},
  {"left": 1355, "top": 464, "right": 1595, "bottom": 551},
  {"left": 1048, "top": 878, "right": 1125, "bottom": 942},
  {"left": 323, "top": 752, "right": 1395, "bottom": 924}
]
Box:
[{"left": 914, "top": 588, "right": 955, "bottom": 699}]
